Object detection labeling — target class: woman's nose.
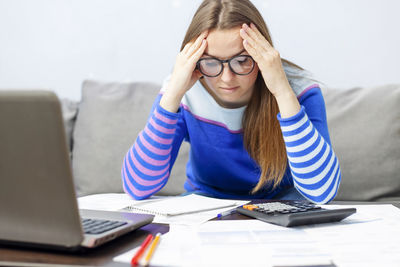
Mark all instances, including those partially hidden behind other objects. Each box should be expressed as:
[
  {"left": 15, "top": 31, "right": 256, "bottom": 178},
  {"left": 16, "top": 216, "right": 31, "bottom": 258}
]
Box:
[{"left": 220, "top": 63, "right": 235, "bottom": 82}]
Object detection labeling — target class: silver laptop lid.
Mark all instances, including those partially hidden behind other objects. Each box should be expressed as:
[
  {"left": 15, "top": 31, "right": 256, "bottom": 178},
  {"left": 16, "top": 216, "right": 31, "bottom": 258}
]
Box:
[{"left": 0, "top": 90, "right": 83, "bottom": 248}]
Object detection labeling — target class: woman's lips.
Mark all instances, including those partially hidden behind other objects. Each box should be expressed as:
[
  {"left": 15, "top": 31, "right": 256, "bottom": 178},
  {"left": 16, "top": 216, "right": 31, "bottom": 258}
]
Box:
[{"left": 220, "top": 86, "right": 239, "bottom": 91}]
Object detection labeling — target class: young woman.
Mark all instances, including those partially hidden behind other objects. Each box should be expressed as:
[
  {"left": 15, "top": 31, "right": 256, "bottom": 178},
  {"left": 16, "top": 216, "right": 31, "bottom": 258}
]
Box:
[{"left": 121, "top": 0, "right": 341, "bottom": 204}]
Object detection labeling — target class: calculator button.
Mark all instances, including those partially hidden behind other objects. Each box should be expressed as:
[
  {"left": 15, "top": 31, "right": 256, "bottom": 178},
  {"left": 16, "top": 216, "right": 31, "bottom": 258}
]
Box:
[{"left": 243, "top": 204, "right": 258, "bottom": 211}]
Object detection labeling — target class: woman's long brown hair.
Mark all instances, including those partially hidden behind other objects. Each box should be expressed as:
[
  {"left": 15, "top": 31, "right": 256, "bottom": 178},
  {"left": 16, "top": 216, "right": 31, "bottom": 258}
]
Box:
[{"left": 181, "top": 0, "right": 301, "bottom": 193}]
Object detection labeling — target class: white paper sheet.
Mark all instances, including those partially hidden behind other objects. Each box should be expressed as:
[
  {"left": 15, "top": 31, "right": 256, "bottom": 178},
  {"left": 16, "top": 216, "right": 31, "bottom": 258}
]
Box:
[
  {"left": 78, "top": 193, "right": 248, "bottom": 226},
  {"left": 114, "top": 221, "right": 333, "bottom": 267},
  {"left": 124, "top": 194, "right": 243, "bottom": 216},
  {"left": 114, "top": 204, "right": 400, "bottom": 267},
  {"left": 301, "top": 204, "right": 400, "bottom": 267},
  {"left": 77, "top": 193, "right": 169, "bottom": 211},
  {"left": 148, "top": 205, "right": 247, "bottom": 226}
]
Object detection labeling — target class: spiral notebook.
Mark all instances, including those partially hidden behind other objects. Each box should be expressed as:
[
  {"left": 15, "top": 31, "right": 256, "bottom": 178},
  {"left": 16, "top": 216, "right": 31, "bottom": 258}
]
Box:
[{"left": 123, "top": 194, "right": 242, "bottom": 216}]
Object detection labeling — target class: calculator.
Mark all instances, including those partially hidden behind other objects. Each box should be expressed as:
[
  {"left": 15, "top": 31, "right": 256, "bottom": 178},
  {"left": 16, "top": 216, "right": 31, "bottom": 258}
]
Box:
[{"left": 236, "top": 200, "right": 356, "bottom": 227}]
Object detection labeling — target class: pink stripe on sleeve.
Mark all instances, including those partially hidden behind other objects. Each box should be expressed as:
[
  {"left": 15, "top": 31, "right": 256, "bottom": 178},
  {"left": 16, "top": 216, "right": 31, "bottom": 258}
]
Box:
[
  {"left": 139, "top": 133, "right": 171, "bottom": 156},
  {"left": 149, "top": 117, "right": 176, "bottom": 135},
  {"left": 124, "top": 158, "right": 168, "bottom": 186},
  {"left": 144, "top": 126, "right": 173, "bottom": 145},
  {"left": 123, "top": 166, "right": 164, "bottom": 198},
  {"left": 297, "top": 84, "right": 319, "bottom": 99},
  {"left": 134, "top": 142, "right": 170, "bottom": 166},
  {"left": 154, "top": 109, "right": 178, "bottom": 125},
  {"left": 129, "top": 148, "right": 169, "bottom": 176}
]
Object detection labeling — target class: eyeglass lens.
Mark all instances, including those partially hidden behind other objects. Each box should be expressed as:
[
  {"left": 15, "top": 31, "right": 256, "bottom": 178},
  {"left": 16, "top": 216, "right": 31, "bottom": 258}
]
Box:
[{"left": 198, "top": 55, "right": 254, "bottom": 77}]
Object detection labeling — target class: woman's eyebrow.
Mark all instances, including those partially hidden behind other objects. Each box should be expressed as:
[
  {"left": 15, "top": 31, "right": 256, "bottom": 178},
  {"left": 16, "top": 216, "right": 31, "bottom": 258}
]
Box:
[{"left": 203, "top": 49, "right": 246, "bottom": 59}]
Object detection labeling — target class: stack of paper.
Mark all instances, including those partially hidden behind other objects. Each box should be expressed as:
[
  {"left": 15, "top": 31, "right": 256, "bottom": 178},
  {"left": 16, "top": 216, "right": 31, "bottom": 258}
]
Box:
[
  {"left": 78, "top": 193, "right": 249, "bottom": 226},
  {"left": 114, "top": 204, "right": 400, "bottom": 267},
  {"left": 123, "top": 194, "right": 243, "bottom": 216}
]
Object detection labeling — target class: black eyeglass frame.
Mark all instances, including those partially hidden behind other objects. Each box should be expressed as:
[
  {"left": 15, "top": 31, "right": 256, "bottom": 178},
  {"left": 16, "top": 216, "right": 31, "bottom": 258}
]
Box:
[{"left": 196, "top": 55, "right": 255, "bottom": 78}]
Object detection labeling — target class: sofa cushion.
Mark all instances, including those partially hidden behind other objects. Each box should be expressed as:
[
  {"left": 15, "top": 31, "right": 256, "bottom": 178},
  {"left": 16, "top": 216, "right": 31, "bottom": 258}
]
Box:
[
  {"left": 72, "top": 80, "right": 188, "bottom": 197},
  {"left": 323, "top": 84, "right": 400, "bottom": 201},
  {"left": 60, "top": 98, "right": 79, "bottom": 152}
]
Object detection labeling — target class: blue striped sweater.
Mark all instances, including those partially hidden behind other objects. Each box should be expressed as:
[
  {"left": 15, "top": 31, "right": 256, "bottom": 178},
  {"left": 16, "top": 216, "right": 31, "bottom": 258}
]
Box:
[{"left": 122, "top": 65, "right": 341, "bottom": 204}]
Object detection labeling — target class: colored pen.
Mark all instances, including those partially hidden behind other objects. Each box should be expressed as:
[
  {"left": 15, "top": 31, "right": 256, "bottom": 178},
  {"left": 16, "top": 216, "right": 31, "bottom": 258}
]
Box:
[
  {"left": 131, "top": 233, "right": 153, "bottom": 266},
  {"left": 141, "top": 233, "right": 161, "bottom": 266},
  {"left": 217, "top": 208, "right": 236, "bottom": 218}
]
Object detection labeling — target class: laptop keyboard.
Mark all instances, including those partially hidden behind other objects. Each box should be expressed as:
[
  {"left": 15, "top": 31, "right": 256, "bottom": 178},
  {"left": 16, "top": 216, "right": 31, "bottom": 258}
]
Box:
[{"left": 81, "top": 218, "right": 128, "bottom": 235}]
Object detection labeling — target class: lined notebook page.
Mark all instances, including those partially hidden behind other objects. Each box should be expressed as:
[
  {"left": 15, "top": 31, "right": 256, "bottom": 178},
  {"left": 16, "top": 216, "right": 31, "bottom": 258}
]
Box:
[{"left": 124, "top": 194, "right": 241, "bottom": 216}]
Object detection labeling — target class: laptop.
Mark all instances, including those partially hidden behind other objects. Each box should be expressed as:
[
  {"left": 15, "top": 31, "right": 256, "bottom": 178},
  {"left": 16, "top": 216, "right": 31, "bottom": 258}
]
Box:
[{"left": 0, "top": 90, "right": 154, "bottom": 252}]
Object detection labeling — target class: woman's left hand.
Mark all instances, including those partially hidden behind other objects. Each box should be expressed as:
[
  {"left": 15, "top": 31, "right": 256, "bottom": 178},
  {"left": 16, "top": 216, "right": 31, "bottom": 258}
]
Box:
[{"left": 239, "top": 23, "right": 292, "bottom": 99}]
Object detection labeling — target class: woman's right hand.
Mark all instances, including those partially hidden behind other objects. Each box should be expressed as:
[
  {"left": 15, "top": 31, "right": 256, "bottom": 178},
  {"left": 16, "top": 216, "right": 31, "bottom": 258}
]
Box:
[{"left": 160, "top": 31, "right": 208, "bottom": 113}]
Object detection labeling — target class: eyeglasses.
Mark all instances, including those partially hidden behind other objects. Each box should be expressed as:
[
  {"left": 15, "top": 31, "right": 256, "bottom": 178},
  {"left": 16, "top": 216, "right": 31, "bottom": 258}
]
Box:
[{"left": 196, "top": 55, "right": 255, "bottom": 77}]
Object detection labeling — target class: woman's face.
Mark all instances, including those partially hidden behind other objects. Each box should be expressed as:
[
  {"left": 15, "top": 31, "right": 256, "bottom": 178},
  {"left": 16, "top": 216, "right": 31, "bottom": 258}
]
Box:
[{"left": 201, "top": 26, "right": 259, "bottom": 109}]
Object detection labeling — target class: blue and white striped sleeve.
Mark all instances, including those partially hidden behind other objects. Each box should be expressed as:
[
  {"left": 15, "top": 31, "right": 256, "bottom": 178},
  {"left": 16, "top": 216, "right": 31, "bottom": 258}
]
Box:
[{"left": 278, "top": 106, "right": 341, "bottom": 204}]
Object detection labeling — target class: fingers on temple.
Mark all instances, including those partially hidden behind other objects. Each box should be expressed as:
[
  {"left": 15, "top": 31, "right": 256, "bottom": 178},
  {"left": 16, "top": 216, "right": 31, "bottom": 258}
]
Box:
[
  {"left": 187, "top": 31, "right": 208, "bottom": 57},
  {"left": 241, "top": 23, "right": 272, "bottom": 52},
  {"left": 182, "top": 38, "right": 194, "bottom": 53},
  {"left": 249, "top": 23, "right": 272, "bottom": 48},
  {"left": 240, "top": 28, "right": 258, "bottom": 55},
  {"left": 242, "top": 39, "right": 257, "bottom": 57},
  {"left": 241, "top": 27, "right": 259, "bottom": 52},
  {"left": 192, "top": 39, "right": 207, "bottom": 63},
  {"left": 242, "top": 24, "right": 258, "bottom": 42}
]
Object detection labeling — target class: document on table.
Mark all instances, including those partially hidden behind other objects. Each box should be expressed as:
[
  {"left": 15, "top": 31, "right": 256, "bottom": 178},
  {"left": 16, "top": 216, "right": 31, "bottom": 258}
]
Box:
[
  {"left": 77, "top": 193, "right": 249, "bottom": 226},
  {"left": 114, "top": 204, "right": 400, "bottom": 267},
  {"left": 77, "top": 193, "right": 170, "bottom": 211},
  {"left": 114, "top": 221, "right": 333, "bottom": 267},
  {"left": 122, "top": 194, "right": 244, "bottom": 216},
  {"left": 302, "top": 204, "right": 400, "bottom": 267}
]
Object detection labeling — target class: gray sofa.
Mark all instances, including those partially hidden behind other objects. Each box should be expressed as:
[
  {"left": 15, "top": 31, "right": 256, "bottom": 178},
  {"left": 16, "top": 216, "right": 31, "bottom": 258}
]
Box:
[{"left": 62, "top": 80, "right": 400, "bottom": 202}]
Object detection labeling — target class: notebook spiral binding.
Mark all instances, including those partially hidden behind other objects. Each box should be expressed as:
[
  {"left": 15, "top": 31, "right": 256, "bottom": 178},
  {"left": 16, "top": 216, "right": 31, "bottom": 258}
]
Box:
[{"left": 123, "top": 205, "right": 167, "bottom": 216}]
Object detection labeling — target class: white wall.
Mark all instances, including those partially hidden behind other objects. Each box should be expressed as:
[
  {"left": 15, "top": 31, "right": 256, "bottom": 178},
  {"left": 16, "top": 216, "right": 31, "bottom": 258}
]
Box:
[{"left": 1, "top": 0, "right": 399, "bottom": 100}]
